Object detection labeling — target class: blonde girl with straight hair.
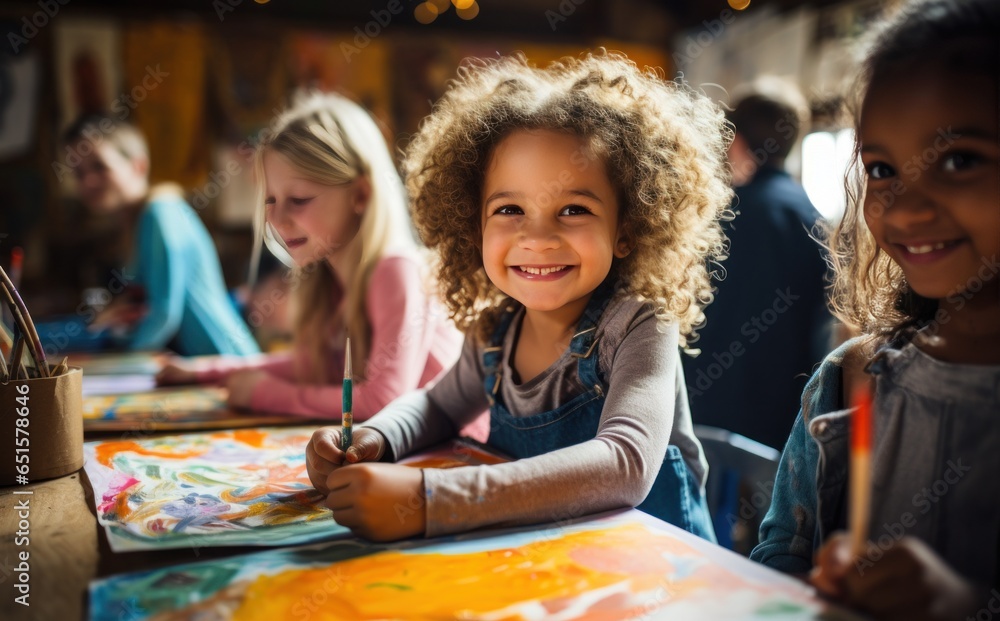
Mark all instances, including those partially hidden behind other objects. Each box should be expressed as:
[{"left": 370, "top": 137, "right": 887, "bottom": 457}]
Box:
[{"left": 157, "top": 92, "right": 464, "bottom": 420}]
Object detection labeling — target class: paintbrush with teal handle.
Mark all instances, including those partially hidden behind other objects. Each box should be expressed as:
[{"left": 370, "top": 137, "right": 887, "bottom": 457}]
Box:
[{"left": 341, "top": 338, "right": 353, "bottom": 453}]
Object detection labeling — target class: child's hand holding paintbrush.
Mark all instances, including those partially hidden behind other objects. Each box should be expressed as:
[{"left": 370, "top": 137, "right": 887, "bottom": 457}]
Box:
[
  {"left": 809, "top": 384, "right": 873, "bottom": 597},
  {"left": 305, "top": 338, "right": 387, "bottom": 490},
  {"left": 809, "top": 386, "right": 980, "bottom": 620},
  {"left": 307, "top": 424, "right": 428, "bottom": 541},
  {"left": 304, "top": 339, "right": 427, "bottom": 541},
  {"left": 307, "top": 424, "right": 427, "bottom": 541}
]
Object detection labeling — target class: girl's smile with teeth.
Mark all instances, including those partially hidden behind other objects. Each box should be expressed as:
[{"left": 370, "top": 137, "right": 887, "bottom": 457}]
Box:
[
  {"left": 902, "top": 241, "right": 955, "bottom": 254},
  {"left": 517, "top": 265, "right": 569, "bottom": 275}
]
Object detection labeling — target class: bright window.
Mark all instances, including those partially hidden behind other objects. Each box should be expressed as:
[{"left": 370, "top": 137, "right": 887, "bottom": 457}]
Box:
[{"left": 802, "top": 128, "right": 854, "bottom": 222}]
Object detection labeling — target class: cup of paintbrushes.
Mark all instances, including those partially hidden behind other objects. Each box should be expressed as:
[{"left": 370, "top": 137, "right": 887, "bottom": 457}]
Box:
[{"left": 0, "top": 362, "right": 83, "bottom": 486}]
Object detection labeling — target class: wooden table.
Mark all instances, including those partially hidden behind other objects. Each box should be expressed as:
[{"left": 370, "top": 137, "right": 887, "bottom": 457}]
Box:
[{"left": 0, "top": 474, "right": 95, "bottom": 621}]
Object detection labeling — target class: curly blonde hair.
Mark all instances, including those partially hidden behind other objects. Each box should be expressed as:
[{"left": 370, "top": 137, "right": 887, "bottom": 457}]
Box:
[
  {"left": 403, "top": 51, "right": 733, "bottom": 345},
  {"left": 825, "top": 0, "right": 998, "bottom": 347}
]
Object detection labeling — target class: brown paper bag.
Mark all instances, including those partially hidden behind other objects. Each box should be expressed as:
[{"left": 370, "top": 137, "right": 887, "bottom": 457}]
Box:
[{"left": 1, "top": 367, "right": 83, "bottom": 486}]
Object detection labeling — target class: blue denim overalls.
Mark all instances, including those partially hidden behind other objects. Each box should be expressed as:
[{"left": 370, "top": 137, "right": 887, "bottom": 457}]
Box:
[{"left": 482, "top": 284, "right": 716, "bottom": 540}]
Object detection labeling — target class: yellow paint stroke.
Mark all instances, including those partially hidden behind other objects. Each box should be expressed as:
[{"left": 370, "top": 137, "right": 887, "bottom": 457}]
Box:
[
  {"left": 95, "top": 441, "right": 208, "bottom": 467},
  {"left": 229, "top": 523, "right": 716, "bottom": 621}
]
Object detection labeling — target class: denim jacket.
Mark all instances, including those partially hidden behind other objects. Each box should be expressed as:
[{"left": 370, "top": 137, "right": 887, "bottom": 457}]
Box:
[{"left": 751, "top": 337, "right": 1000, "bottom": 588}]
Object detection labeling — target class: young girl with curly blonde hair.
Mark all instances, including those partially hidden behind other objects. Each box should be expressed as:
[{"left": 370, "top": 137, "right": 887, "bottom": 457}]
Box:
[
  {"left": 752, "top": 0, "right": 1000, "bottom": 618},
  {"left": 306, "top": 52, "right": 733, "bottom": 542}
]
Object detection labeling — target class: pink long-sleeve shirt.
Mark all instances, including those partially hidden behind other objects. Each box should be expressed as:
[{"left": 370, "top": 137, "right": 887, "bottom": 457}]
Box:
[{"left": 194, "top": 254, "right": 464, "bottom": 421}]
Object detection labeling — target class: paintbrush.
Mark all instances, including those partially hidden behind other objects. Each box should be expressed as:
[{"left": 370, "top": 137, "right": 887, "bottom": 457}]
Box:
[
  {"left": 0, "top": 247, "right": 19, "bottom": 331},
  {"left": 50, "top": 356, "right": 69, "bottom": 376},
  {"left": 0, "top": 285, "right": 37, "bottom": 377},
  {"left": 10, "top": 337, "right": 25, "bottom": 380},
  {"left": 341, "top": 337, "right": 353, "bottom": 452},
  {"left": 0, "top": 265, "right": 48, "bottom": 377},
  {"left": 0, "top": 300, "right": 12, "bottom": 357},
  {"left": 850, "top": 384, "right": 873, "bottom": 556}
]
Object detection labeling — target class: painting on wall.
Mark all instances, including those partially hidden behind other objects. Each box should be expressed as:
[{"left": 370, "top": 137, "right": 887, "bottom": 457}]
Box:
[
  {"left": 0, "top": 50, "right": 40, "bottom": 159},
  {"left": 53, "top": 18, "right": 122, "bottom": 132}
]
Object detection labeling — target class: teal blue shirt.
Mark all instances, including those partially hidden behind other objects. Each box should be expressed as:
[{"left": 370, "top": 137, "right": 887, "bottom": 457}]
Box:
[{"left": 123, "top": 193, "right": 259, "bottom": 356}]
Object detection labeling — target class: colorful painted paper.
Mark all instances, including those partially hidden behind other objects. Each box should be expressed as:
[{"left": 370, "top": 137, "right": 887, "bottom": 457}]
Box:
[
  {"left": 70, "top": 351, "right": 164, "bottom": 376},
  {"left": 81, "top": 386, "right": 297, "bottom": 432},
  {"left": 83, "top": 429, "right": 506, "bottom": 552},
  {"left": 82, "top": 374, "right": 157, "bottom": 396},
  {"left": 89, "top": 510, "right": 854, "bottom": 621}
]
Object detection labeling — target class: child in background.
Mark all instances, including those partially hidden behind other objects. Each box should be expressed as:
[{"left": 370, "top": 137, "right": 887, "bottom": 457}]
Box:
[
  {"left": 751, "top": 1, "right": 1000, "bottom": 618},
  {"left": 306, "top": 52, "right": 732, "bottom": 542},
  {"left": 157, "top": 93, "right": 464, "bottom": 420},
  {"left": 65, "top": 116, "right": 260, "bottom": 356}
]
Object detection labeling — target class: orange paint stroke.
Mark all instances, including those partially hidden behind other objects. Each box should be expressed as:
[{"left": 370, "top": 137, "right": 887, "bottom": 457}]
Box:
[
  {"left": 218, "top": 463, "right": 310, "bottom": 503},
  {"left": 95, "top": 441, "right": 209, "bottom": 467},
  {"left": 231, "top": 429, "right": 268, "bottom": 448}
]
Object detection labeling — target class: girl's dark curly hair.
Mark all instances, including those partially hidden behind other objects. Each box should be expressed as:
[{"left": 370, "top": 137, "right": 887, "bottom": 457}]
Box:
[{"left": 403, "top": 51, "right": 733, "bottom": 344}]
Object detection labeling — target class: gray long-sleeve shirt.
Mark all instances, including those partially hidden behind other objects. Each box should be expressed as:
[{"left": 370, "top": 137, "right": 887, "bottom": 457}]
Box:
[{"left": 364, "top": 294, "right": 708, "bottom": 537}]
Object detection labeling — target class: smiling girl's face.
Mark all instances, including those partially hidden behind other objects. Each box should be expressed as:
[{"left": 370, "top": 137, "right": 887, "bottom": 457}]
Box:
[
  {"left": 860, "top": 67, "right": 1000, "bottom": 301},
  {"left": 263, "top": 150, "right": 366, "bottom": 267},
  {"left": 480, "top": 130, "right": 629, "bottom": 325}
]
